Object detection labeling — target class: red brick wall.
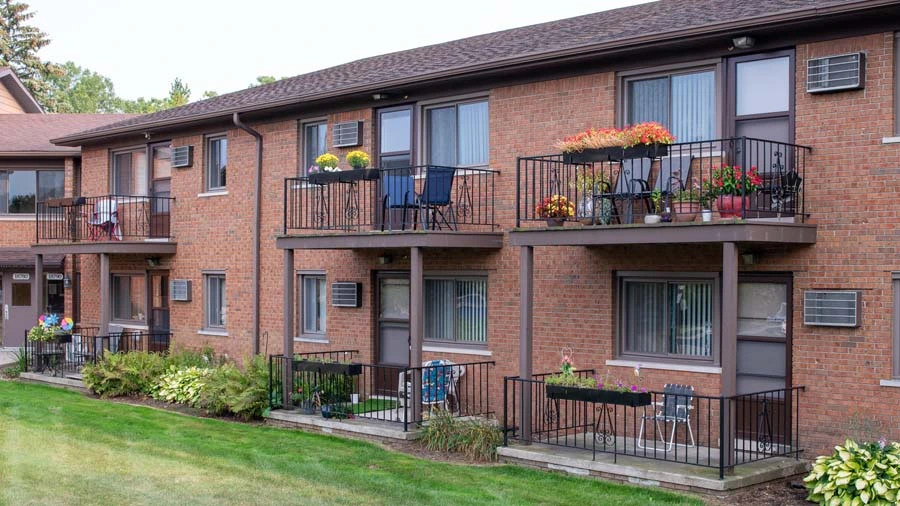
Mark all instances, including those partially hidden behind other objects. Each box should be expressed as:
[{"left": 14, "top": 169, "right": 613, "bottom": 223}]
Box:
[{"left": 69, "top": 31, "right": 900, "bottom": 456}]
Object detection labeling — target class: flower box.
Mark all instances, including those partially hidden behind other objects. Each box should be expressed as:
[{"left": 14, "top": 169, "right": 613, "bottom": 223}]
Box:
[
  {"left": 545, "top": 385, "right": 651, "bottom": 407},
  {"left": 563, "top": 143, "right": 670, "bottom": 164},
  {"left": 308, "top": 169, "right": 379, "bottom": 185},
  {"left": 293, "top": 359, "right": 363, "bottom": 376}
]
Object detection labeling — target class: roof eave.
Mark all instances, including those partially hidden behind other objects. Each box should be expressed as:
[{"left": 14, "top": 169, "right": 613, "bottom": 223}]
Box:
[
  {"left": 0, "top": 150, "right": 79, "bottom": 157},
  {"left": 0, "top": 69, "right": 45, "bottom": 114},
  {"left": 49, "top": 0, "right": 900, "bottom": 146}
]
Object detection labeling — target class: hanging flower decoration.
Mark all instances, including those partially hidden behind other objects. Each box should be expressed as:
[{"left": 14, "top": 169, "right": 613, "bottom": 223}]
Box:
[{"left": 28, "top": 313, "right": 72, "bottom": 342}]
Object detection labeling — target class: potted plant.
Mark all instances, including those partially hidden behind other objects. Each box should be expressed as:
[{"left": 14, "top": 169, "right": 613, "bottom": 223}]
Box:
[
  {"left": 291, "top": 381, "right": 319, "bottom": 414},
  {"left": 346, "top": 150, "right": 370, "bottom": 170},
  {"left": 557, "top": 122, "right": 675, "bottom": 163},
  {"left": 27, "top": 314, "right": 73, "bottom": 343},
  {"left": 544, "top": 352, "right": 651, "bottom": 407},
  {"left": 671, "top": 183, "right": 703, "bottom": 222},
  {"left": 644, "top": 189, "right": 663, "bottom": 224},
  {"left": 313, "top": 153, "right": 340, "bottom": 173},
  {"left": 571, "top": 172, "right": 611, "bottom": 225},
  {"left": 535, "top": 194, "right": 575, "bottom": 227},
  {"left": 709, "top": 165, "right": 762, "bottom": 219}
]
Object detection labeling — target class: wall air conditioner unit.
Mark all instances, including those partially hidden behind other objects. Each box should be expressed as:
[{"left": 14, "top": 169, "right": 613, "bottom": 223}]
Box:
[
  {"left": 333, "top": 121, "right": 363, "bottom": 148},
  {"left": 803, "top": 290, "right": 861, "bottom": 327},
  {"left": 171, "top": 145, "right": 194, "bottom": 168},
  {"left": 170, "top": 279, "right": 192, "bottom": 301},
  {"left": 331, "top": 282, "right": 362, "bottom": 307},
  {"left": 807, "top": 52, "right": 865, "bottom": 93}
]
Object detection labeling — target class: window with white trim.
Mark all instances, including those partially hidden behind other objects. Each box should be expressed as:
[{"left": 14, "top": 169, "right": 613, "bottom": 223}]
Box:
[
  {"left": 618, "top": 273, "right": 716, "bottom": 362},
  {"left": 300, "top": 274, "right": 327, "bottom": 335},
  {"left": 204, "top": 273, "right": 226, "bottom": 329},
  {"left": 424, "top": 276, "right": 487, "bottom": 344}
]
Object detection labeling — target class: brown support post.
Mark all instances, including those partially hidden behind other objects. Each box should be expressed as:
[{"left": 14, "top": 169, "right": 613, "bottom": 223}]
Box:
[
  {"left": 282, "top": 249, "right": 295, "bottom": 409},
  {"left": 721, "top": 242, "right": 738, "bottom": 469},
  {"left": 33, "top": 254, "right": 44, "bottom": 319},
  {"left": 410, "top": 246, "right": 424, "bottom": 425},
  {"left": 99, "top": 253, "right": 110, "bottom": 337},
  {"left": 519, "top": 246, "right": 534, "bottom": 443}
]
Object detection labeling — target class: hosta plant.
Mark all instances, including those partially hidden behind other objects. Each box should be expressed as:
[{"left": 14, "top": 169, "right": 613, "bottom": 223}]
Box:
[
  {"left": 804, "top": 438, "right": 900, "bottom": 506},
  {"left": 153, "top": 366, "right": 211, "bottom": 407}
]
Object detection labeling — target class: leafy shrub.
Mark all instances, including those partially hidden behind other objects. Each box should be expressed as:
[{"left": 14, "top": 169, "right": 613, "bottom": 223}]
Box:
[
  {"left": 164, "top": 346, "right": 219, "bottom": 370},
  {"left": 420, "top": 409, "right": 502, "bottom": 462},
  {"left": 153, "top": 367, "right": 210, "bottom": 407},
  {"left": 805, "top": 439, "right": 900, "bottom": 506},
  {"left": 82, "top": 352, "right": 166, "bottom": 397},
  {"left": 1, "top": 349, "right": 26, "bottom": 378},
  {"left": 199, "top": 355, "right": 269, "bottom": 420}
]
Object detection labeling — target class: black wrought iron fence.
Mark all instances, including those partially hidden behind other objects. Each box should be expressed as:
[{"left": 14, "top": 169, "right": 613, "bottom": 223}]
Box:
[
  {"left": 504, "top": 374, "right": 803, "bottom": 479},
  {"left": 25, "top": 330, "right": 171, "bottom": 377},
  {"left": 516, "top": 137, "right": 811, "bottom": 227},
  {"left": 36, "top": 195, "right": 175, "bottom": 243},
  {"left": 284, "top": 165, "right": 497, "bottom": 233}
]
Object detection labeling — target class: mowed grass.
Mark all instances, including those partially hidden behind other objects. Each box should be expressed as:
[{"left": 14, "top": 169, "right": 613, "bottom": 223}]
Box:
[{"left": 0, "top": 381, "right": 703, "bottom": 506}]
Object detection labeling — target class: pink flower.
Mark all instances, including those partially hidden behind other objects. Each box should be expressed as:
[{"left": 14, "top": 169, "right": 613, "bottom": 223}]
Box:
[{"left": 631, "top": 385, "right": 637, "bottom": 392}]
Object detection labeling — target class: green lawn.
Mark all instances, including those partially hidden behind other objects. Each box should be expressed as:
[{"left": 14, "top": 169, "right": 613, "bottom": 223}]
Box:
[{"left": 0, "top": 381, "right": 702, "bottom": 506}]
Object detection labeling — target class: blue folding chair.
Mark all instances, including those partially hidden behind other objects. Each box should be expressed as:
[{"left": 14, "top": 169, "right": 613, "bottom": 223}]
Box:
[
  {"left": 418, "top": 166, "right": 457, "bottom": 230},
  {"left": 380, "top": 173, "right": 415, "bottom": 230}
]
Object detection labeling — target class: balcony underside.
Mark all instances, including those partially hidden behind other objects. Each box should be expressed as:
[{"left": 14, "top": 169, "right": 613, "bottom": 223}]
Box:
[
  {"left": 31, "top": 241, "right": 177, "bottom": 255},
  {"left": 276, "top": 231, "right": 504, "bottom": 250},
  {"left": 508, "top": 221, "right": 816, "bottom": 247}
]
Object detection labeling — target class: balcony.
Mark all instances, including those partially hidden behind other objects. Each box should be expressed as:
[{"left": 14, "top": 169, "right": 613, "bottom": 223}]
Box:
[
  {"left": 34, "top": 195, "right": 176, "bottom": 254},
  {"left": 278, "top": 165, "right": 502, "bottom": 250},
  {"left": 511, "top": 137, "right": 816, "bottom": 247}
]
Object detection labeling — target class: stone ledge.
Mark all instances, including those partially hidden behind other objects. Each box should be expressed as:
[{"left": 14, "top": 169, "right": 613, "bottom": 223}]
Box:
[
  {"left": 266, "top": 409, "right": 420, "bottom": 442},
  {"left": 19, "top": 372, "right": 88, "bottom": 393},
  {"left": 498, "top": 445, "right": 809, "bottom": 493}
]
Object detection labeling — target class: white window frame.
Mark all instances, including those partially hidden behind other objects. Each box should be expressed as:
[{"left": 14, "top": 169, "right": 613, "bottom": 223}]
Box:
[{"left": 203, "top": 272, "right": 226, "bottom": 330}]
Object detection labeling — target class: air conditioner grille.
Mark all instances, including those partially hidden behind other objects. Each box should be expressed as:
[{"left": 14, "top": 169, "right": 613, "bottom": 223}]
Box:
[
  {"left": 807, "top": 53, "right": 865, "bottom": 93},
  {"left": 331, "top": 282, "right": 361, "bottom": 307},
  {"left": 172, "top": 145, "right": 194, "bottom": 168},
  {"left": 803, "top": 290, "right": 860, "bottom": 327},
  {"left": 333, "top": 121, "right": 362, "bottom": 148}
]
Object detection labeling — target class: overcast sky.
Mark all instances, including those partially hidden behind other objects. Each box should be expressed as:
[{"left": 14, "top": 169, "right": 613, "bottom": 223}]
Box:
[{"left": 28, "top": 0, "right": 650, "bottom": 101}]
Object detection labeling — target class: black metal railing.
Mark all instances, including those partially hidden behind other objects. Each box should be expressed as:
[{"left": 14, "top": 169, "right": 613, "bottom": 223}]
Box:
[
  {"left": 284, "top": 165, "right": 498, "bottom": 233},
  {"left": 516, "top": 137, "right": 811, "bottom": 227},
  {"left": 24, "top": 330, "right": 172, "bottom": 377},
  {"left": 503, "top": 374, "right": 804, "bottom": 479},
  {"left": 269, "top": 354, "right": 495, "bottom": 432},
  {"left": 36, "top": 195, "right": 175, "bottom": 243}
]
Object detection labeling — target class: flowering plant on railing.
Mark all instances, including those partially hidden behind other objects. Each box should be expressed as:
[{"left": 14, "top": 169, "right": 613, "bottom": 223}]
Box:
[
  {"left": 708, "top": 165, "right": 762, "bottom": 196},
  {"left": 314, "top": 153, "right": 340, "bottom": 172},
  {"left": 545, "top": 351, "right": 597, "bottom": 388},
  {"left": 27, "top": 313, "right": 73, "bottom": 342},
  {"left": 554, "top": 122, "right": 675, "bottom": 153},
  {"left": 345, "top": 150, "right": 370, "bottom": 169},
  {"left": 595, "top": 365, "right": 647, "bottom": 394},
  {"left": 535, "top": 195, "right": 575, "bottom": 218}
]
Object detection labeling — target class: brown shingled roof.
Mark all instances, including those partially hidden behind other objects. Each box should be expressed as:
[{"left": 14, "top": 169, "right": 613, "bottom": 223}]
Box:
[
  {"left": 51, "top": 0, "right": 889, "bottom": 144},
  {"left": 0, "top": 248, "right": 64, "bottom": 269},
  {"left": 0, "top": 114, "right": 136, "bottom": 155}
]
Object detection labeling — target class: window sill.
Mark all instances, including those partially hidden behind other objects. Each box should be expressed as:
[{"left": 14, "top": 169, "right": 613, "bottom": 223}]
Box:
[
  {"left": 294, "top": 336, "right": 329, "bottom": 344},
  {"left": 0, "top": 214, "right": 35, "bottom": 221},
  {"left": 879, "top": 379, "right": 900, "bottom": 388},
  {"left": 197, "top": 191, "right": 228, "bottom": 198},
  {"left": 882, "top": 136, "right": 900, "bottom": 145},
  {"left": 423, "top": 344, "right": 492, "bottom": 357},
  {"left": 198, "top": 329, "right": 228, "bottom": 337},
  {"left": 606, "top": 359, "right": 721, "bottom": 375}
]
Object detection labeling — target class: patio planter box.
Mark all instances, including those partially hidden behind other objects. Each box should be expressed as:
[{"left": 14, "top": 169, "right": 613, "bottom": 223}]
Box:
[
  {"left": 308, "top": 169, "right": 379, "bottom": 185},
  {"left": 293, "top": 359, "right": 363, "bottom": 376},
  {"left": 545, "top": 385, "right": 652, "bottom": 407},
  {"left": 563, "top": 143, "right": 670, "bottom": 164}
]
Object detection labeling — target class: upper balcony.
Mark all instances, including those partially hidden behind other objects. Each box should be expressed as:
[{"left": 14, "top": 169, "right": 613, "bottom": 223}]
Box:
[
  {"left": 33, "top": 195, "right": 176, "bottom": 255},
  {"left": 511, "top": 137, "right": 816, "bottom": 248},
  {"left": 278, "top": 165, "right": 503, "bottom": 250}
]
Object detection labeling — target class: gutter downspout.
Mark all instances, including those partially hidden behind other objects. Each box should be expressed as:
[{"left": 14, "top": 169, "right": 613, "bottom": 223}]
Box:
[{"left": 233, "top": 113, "right": 262, "bottom": 356}]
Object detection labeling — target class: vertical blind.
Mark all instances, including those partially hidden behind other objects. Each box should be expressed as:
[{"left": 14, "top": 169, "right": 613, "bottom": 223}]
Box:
[
  {"left": 427, "top": 100, "right": 488, "bottom": 167},
  {"left": 623, "top": 280, "right": 712, "bottom": 358},
  {"left": 425, "top": 278, "right": 487, "bottom": 343},
  {"left": 302, "top": 276, "right": 327, "bottom": 334},
  {"left": 206, "top": 275, "right": 226, "bottom": 327},
  {"left": 628, "top": 70, "right": 715, "bottom": 143}
]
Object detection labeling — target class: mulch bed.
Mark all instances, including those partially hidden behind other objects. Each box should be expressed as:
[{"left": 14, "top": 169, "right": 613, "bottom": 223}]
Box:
[{"left": 705, "top": 478, "right": 811, "bottom": 506}]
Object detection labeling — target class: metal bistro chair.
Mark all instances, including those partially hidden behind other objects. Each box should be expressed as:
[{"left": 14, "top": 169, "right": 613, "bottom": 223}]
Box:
[
  {"left": 606, "top": 158, "right": 652, "bottom": 223},
  {"left": 380, "top": 172, "right": 415, "bottom": 231},
  {"left": 770, "top": 170, "right": 802, "bottom": 216},
  {"left": 638, "top": 384, "right": 696, "bottom": 452},
  {"left": 87, "top": 198, "right": 122, "bottom": 241},
  {"left": 417, "top": 166, "right": 457, "bottom": 230}
]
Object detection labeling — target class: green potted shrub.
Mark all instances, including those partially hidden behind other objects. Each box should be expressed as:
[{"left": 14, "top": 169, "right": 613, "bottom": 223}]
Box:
[
  {"left": 672, "top": 184, "right": 703, "bottom": 222},
  {"left": 643, "top": 189, "right": 663, "bottom": 224}
]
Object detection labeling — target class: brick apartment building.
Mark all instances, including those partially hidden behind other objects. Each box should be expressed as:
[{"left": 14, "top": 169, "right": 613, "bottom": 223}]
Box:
[
  {"left": 0, "top": 67, "right": 131, "bottom": 349},
  {"left": 34, "top": 0, "right": 900, "bottom": 467}
]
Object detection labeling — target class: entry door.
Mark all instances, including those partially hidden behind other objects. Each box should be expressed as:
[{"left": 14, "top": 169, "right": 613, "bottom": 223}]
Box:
[
  {"left": 2, "top": 273, "right": 34, "bottom": 348},
  {"left": 377, "top": 274, "right": 410, "bottom": 366},
  {"left": 736, "top": 275, "right": 793, "bottom": 448},
  {"left": 727, "top": 51, "right": 795, "bottom": 216},
  {"left": 149, "top": 272, "right": 170, "bottom": 351},
  {"left": 149, "top": 143, "right": 172, "bottom": 238}
]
